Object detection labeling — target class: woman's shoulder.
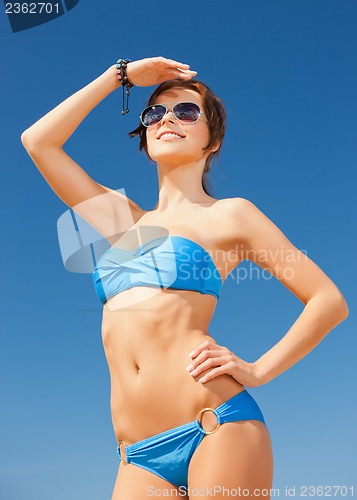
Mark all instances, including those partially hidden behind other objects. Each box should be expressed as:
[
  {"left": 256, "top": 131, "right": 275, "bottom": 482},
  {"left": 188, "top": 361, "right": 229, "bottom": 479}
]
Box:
[
  {"left": 214, "top": 196, "right": 268, "bottom": 240},
  {"left": 215, "top": 196, "right": 259, "bottom": 215}
]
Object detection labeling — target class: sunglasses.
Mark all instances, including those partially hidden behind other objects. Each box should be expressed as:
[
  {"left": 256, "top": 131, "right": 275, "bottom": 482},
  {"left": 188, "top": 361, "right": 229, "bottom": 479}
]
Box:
[{"left": 140, "top": 102, "right": 207, "bottom": 127}]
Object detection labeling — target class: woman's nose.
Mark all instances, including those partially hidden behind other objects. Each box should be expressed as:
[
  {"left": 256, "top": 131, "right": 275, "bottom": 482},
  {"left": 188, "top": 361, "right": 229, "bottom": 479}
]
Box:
[{"left": 160, "top": 109, "right": 177, "bottom": 124}]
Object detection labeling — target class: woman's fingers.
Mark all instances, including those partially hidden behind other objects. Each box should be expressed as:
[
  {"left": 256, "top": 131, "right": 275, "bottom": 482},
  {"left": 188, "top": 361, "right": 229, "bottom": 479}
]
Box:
[
  {"left": 186, "top": 339, "right": 261, "bottom": 387},
  {"left": 152, "top": 56, "right": 196, "bottom": 75},
  {"left": 186, "top": 341, "right": 235, "bottom": 383},
  {"left": 177, "top": 68, "right": 198, "bottom": 77},
  {"left": 189, "top": 340, "right": 220, "bottom": 359},
  {"left": 198, "top": 365, "right": 231, "bottom": 384},
  {"left": 187, "top": 349, "right": 224, "bottom": 372},
  {"left": 125, "top": 57, "right": 196, "bottom": 86},
  {"left": 169, "top": 70, "right": 197, "bottom": 80},
  {"left": 187, "top": 354, "right": 228, "bottom": 377},
  {"left": 155, "top": 56, "right": 191, "bottom": 68},
  {"left": 155, "top": 69, "right": 197, "bottom": 84},
  {"left": 167, "top": 60, "right": 191, "bottom": 69}
]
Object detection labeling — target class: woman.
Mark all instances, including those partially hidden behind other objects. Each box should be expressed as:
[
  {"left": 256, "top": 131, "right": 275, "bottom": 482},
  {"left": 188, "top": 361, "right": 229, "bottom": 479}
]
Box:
[{"left": 21, "top": 56, "right": 349, "bottom": 500}]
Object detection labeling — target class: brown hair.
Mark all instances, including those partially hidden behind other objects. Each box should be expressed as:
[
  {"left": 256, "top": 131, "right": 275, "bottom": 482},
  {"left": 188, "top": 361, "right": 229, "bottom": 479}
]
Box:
[{"left": 128, "top": 78, "right": 227, "bottom": 196}]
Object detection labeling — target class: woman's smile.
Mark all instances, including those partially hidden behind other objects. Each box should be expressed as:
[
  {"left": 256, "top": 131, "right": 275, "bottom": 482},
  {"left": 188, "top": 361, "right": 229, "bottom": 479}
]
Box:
[{"left": 158, "top": 132, "right": 186, "bottom": 141}]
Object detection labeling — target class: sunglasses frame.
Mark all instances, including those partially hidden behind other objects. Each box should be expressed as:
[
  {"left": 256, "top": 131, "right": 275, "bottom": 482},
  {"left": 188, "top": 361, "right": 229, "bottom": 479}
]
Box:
[{"left": 139, "top": 102, "right": 207, "bottom": 128}]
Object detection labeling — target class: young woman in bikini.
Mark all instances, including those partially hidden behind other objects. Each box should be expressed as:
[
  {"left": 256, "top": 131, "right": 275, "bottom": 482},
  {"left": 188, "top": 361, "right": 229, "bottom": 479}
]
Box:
[{"left": 21, "top": 56, "right": 349, "bottom": 500}]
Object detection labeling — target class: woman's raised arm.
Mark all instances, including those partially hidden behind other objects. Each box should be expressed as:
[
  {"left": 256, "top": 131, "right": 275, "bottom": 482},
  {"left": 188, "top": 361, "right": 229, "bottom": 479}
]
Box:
[
  {"left": 21, "top": 64, "right": 129, "bottom": 211},
  {"left": 21, "top": 57, "right": 196, "bottom": 234}
]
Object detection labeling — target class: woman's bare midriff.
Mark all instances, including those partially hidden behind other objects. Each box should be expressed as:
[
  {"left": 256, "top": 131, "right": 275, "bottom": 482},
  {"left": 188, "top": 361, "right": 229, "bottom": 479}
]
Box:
[{"left": 101, "top": 284, "right": 245, "bottom": 447}]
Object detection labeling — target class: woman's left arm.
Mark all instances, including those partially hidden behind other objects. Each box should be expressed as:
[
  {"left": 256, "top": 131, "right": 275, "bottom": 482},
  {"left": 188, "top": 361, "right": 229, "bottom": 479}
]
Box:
[{"left": 187, "top": 198, "right": 349, "bottom": 387}]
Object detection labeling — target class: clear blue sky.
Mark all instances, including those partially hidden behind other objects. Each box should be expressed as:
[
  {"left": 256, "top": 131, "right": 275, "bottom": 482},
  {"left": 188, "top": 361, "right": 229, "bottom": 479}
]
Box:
[{"left": 1, "top": 1, "right": 356, "bottom": 499}]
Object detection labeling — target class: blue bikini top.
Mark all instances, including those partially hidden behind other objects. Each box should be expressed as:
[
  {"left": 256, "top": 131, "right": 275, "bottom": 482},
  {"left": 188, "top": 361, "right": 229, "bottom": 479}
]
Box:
[{"left": 91, "top": 235, "right": 223, "bottom": 304}]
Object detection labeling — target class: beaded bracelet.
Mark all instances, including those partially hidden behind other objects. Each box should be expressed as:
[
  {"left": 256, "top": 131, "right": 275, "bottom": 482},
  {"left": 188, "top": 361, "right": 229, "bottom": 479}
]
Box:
[{"left": 116, "top": 58, "right": 134, "bottom": 115}]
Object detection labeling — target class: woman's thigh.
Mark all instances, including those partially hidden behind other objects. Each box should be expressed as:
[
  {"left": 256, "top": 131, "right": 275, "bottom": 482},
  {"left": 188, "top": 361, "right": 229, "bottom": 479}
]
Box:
[
  {"left": 111, "top": 462, "right": 189, "bottom": 500},
  {"left": 188, "top": 420, "right": 274, "bottom": 500}
]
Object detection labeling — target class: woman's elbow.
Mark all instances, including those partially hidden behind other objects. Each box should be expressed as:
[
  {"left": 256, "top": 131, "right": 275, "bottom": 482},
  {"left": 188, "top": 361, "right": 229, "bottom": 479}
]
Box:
[
  {"left": 340, "top": 296, "right": 349, "bottom": 320},
  {"left": 21, "top": 130, "right": 43, "bottom": 155},
  {"left": 333, "top": 291, "right": 349, "bottom": 321},
  {"left": 317, "top": 287, "right": 349, "bottom": 323},
  {"left": 21, "top": 130, "right": 33, "bottom": 151}
]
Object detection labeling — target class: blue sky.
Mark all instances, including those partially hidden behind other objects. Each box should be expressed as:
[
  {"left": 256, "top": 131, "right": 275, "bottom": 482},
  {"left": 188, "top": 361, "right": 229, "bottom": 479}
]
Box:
[{"left": 1, "top": 1, "right": 356, "bottom": 499}]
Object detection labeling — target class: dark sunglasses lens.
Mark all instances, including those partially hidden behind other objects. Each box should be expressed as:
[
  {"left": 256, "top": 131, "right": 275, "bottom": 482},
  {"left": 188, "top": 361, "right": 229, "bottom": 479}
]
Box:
[
  {"left": 174, "top": 103, "right": 201, "bottom": 122},
  {"left": 141, "top": 105, "right": 166, "bottom": 126}
]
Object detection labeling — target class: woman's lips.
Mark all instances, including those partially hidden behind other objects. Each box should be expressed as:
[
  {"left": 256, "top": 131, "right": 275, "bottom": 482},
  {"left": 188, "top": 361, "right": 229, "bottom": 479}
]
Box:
[{"left": 158, "top": 132, "right": 185, "bottom": 140}]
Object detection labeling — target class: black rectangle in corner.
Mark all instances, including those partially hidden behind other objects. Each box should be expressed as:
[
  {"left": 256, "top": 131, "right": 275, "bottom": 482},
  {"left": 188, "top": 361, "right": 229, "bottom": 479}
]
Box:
[
  {"left": 63, "top": 0, "right": 79, "bottom": 11},
  {"left": 4, "top": 0, "right": 65, "bottom": 33}
]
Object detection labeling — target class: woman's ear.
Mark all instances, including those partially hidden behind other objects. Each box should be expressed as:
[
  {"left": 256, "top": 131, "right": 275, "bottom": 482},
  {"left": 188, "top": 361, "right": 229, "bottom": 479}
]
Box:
[{"left": 211, "top": 141, "right": 221, "bottom": 153}]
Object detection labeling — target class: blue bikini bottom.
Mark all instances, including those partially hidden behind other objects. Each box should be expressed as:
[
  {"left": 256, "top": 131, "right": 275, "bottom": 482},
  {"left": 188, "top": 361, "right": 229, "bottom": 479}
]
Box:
[{"left": 117, "top": 389, "right": 266, "bottom": 489}]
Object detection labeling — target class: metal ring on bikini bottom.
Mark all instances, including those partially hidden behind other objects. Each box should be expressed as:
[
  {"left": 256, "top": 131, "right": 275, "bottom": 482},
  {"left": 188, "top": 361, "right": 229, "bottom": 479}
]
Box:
[
  {"left": 118, "top": 440, "right": 129, "bottom": 465},
  {"left": 196, "top": 407, "right": 221, "bottom": 434}
]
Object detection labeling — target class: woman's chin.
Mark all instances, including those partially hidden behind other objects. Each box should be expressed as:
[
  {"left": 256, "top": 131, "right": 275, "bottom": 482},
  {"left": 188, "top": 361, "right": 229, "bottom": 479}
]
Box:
[
  {"left": 149, "top": 150, "right": 197, "bottom": 166},
  {"left": 153, "top": 158, "right": 196, "bottom": 168}
]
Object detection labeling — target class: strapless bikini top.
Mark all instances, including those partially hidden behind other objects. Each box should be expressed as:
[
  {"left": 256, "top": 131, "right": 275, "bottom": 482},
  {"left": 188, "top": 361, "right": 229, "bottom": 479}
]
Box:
[{"left": 91, "top": 235, "right": 223, "bottom": 304}]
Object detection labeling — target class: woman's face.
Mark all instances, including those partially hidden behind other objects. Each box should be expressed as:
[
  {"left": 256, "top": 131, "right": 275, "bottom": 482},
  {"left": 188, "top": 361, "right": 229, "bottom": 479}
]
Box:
[{"left": 145, "top": 88, "right": 212, "bottom": 166}]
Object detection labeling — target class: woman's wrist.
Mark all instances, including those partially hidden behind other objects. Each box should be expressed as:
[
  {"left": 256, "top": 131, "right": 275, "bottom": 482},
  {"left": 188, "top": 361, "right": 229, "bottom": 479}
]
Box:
[
  {"left": 252, "top": 361, "right": 270, "bottom": 386},
  {"left": 106, "top": 64, "right": 122, "bottom": 90}
]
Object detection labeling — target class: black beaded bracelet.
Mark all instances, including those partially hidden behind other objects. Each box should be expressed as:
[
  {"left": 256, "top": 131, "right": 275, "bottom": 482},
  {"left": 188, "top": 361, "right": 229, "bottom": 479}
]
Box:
[{"left": 116, "top": 58, "right": 134, "bottom": 115}]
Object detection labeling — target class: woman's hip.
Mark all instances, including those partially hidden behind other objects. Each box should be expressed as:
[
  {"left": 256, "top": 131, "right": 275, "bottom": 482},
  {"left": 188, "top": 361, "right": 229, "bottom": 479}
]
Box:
[{"left": 110, "top": 370, "right": 248, "bottom": 445}]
